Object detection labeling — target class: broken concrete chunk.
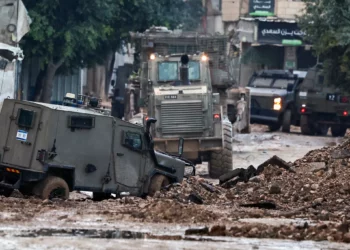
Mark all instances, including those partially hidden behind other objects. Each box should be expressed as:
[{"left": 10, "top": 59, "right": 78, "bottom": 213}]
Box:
[
  {"left": 220, "top": 176, "right": 242, "bottom": 189},
  {"left": 256, "top": 155, "right": 295, "bottom": 175},
  {"left": 199, "top": 182, "right": 217, "bottom": 193},
  {"left": 309, "top": 162, "right": 327, "bottom": 173},
  {"left": 219, "top": 168, "right": 245, "bottom": 184},
  {"left": 331, "top": 150, "right": 350, "bottom": 159},
  {"left": 188, "top": 193, "right": 203, "bottom": 205}
]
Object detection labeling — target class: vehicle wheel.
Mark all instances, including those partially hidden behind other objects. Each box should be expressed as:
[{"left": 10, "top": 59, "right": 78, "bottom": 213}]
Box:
[
  {"left": 33, "top": 176, "right": 69, "bottom": 200},
  {"left": 92, "top": 192, "right": 111, "bottom": 201},
  {"left": 208, "top": 121, "right": 233, "bottom": 178},
  {"left": 282, "top": 109, "right": 292, "bottom": 133},
  {"left": 316, "top": 124, "right": 329, "bottom": 136},
  {"left": 300, "top": 115, "right": 315, "bottom": 135},
  {"left": 268, "top": 123, "right": 281, "bottom": 132},
  {"left": 331, "top": 125, "right": 347, "bottom": 137},
  {"left": 148, "top": 174, "right": 170, "bottom": 197},
  {"left": 0, "top": 188, "right": 13, "bottom": 197}
]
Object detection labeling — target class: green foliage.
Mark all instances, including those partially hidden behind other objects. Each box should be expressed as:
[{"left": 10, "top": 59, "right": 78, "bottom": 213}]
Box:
[
  {"left": 21, "top": 0, "right": 204, "bottom": 74},
  {"left": 298, "top": 0, "right": 350, "bottom": 91}
]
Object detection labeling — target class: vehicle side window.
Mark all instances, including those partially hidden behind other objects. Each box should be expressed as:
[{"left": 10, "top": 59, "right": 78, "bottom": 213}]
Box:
[
  {"left": 123, "top": 131, "right": 142, "bottom": 151},
  {"left": 16, "top": 108, "right": 36, "bottom": 129},
  {"left": 68, "top": 116, "right": 95, "bottom": 129}
]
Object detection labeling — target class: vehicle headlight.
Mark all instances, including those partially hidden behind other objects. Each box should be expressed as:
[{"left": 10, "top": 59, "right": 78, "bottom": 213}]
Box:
[{"left": 273, "top": 97, "right": 282, "bottom": 111}]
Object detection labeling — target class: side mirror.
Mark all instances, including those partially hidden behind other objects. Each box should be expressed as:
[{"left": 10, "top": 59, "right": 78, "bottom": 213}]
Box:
[
  {"left": 146, "top": 118, "right": 157, "bottom": 134},
  {"left": 148, "top": 80, "right": 153, "bottom": 86},
  {"left": 111, "top": 80, "right": 115, "bottom": 87},
  {"left": 287, "top": 83, "right": 294, "bottom": 92},
  {"left": 178, "top": 137, "right": 184, "bottom": 157}
]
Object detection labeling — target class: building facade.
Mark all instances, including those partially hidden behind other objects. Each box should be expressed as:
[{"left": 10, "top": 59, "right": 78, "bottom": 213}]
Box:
[{"left": 206, "top": 0, "right": 317, "bottom": 86}]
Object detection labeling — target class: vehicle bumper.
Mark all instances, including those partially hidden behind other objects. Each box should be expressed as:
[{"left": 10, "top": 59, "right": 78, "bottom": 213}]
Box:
[
  {"left": 154, "top": 137, "right": 223, "bottom": 162},
  {"left": 301, "top": 109, "right": 350, "bottom": 126},
  {"left": 0, "top": 165, "right": 45, "bottom": 190},
  {"left": 250, "top": 114, "right": 280, "bottom": 125}
]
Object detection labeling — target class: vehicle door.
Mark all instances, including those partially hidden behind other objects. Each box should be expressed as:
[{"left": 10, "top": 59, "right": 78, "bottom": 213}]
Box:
[
  {"left": 2, "top": 103, "right": 42, "bottom": 168},
  {"left": 114, "top": 124, "right": 147, "bottom": 190}
]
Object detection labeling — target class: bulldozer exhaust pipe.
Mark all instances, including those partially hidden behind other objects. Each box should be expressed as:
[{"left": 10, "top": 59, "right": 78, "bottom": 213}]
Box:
[{"left": 180, "top": 55, "right": 189, "bottom": 85}]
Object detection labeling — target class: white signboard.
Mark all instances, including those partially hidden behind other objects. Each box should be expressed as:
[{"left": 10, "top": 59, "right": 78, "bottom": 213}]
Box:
[{"left": 16, "top": 130, "right": 28, "bottom": 141}]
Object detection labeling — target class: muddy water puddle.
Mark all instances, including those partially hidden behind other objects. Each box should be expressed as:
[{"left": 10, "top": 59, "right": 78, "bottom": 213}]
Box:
[{"left": 2, "top": 227, "right": 349, "bottom": 250}]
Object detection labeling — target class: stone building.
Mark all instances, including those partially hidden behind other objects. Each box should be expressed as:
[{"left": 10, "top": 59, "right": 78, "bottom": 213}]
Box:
[{"left": 205, "top": 0, "right": 317, "bottom": 86}]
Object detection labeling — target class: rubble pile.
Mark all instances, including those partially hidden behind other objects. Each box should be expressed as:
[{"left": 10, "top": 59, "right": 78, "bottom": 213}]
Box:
[
  {"left": 222, "top": 138, "right": 350, "bottom": 221},
  {"left": 154, "top": 176, "right": 228, "bottom": 205}
]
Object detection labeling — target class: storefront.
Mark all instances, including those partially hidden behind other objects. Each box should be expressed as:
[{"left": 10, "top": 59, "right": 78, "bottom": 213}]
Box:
[{"left": 235, "top": 18, "right": 317, "bottom": 85}]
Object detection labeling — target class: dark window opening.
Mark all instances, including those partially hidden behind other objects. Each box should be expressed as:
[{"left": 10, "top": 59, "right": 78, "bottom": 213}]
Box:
[
  {"left": 123, "top": 131, "right": 142, "bottom": 151},
  {"left": 68, "top": 116, "right": 95, "bottom": 129},
  {"left": 16, "top": 108, "right": 35, "bottom": 128}
]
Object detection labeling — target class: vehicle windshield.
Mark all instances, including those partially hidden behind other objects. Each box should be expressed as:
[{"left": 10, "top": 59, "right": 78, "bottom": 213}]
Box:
[
  {"left": 273, "top": 79, "right": 295, "bottom": 89},
  {"left": 250, "top": 77, "right": 295, "bottom": 89},
  {"left": 158, "top": 61, "right": 201, "bottom": 84},
  {"left": 250, "top": 77, "right": 273, "bottom": 88}
]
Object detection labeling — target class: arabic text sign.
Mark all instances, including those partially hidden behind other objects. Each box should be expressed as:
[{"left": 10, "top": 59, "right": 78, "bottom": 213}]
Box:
[
  {"left": 258, "top": 21, "right": 306, "bottom": 44},
  {"left": 249, "top": 0, "right": 275, "bottom": 15}
]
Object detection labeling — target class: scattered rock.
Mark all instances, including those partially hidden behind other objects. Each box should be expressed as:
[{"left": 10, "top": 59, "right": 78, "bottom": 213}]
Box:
[
  {"left": 42, "top": 199, "right": 53, "bottom": 205},
  {"left": 188, "top": 193, "right": 203, "bottom": 205},
  {"left": 185, "top": 227, "right": 209, "bottom": 235},
  {"left": 249, "top": 176, "right": 262, "bottom": 183},
  {"left": 57, "top": 215, "right": 68, "bottom": 220},
  {"left": 209, "top": 225, "right": 226, "bottom": 236},
  {"left": 269, "top": 184, "right": 281, "bottom": 194},
  {"left": 309, "top": 162, "right": 327, "bottom": 173},
  {"left": 199, "top": 182, "right": 216, "bottom": 193}
]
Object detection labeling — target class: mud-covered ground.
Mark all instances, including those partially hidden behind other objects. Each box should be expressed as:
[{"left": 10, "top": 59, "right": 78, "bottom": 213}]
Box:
[{"left": 1, "top": 124, "right": 350, "bottom": 249}]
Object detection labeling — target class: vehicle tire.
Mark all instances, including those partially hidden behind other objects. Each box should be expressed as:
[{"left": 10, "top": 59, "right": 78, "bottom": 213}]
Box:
[
  {"left": 282, "top": 109, "right": 292, "bottom": 133},
  {"left": 268, "top": 123, "right": 281, "bottom": 132},
  {"left": 33, "top": 176, "right": 69, "bottom": 200},
  {"left": 148, "top": 174, "right": 170, "bottom": 197},
  {"left": 92, "top": 192, "right": 111, "bottom": 201},
  {"left": 331, "top": 125, "right": 347, "bottom": 137},
  {"left": 300, "top": 115, "right": 314, "bottom": 135},
  {"left": 316, "top": 124, "right": 329, "bottom": 136},
  {"left": 208, "top": 121, "right": 233, "bottom": 178}
]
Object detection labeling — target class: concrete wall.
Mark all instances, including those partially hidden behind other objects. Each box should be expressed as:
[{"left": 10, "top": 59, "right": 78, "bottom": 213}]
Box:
[
  {"left": 222, "top": 0, "right": 305, "bottom": 22},
  {"left": 276, "top": 0, "right": 305, "bottom": 19},
  {"left": 222, "top": 0, "right": 249, "bottom": 22}
]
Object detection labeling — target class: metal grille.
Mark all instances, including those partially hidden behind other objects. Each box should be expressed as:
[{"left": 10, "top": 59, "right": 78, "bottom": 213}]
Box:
[{"left": 160, "top": 100, "right": 203, "bottom": 134}]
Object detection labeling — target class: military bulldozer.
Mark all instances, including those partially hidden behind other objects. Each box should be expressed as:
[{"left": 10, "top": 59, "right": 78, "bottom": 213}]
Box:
[
  {"left": 0, "top": 99, "right": 192, "bottom": 200},
  {"left": 116, "top": 27, "right": 251, "bottom": 178}
]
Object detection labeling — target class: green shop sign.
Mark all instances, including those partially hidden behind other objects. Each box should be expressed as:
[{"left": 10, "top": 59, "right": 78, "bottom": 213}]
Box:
[{"left": 249, "top": 0, "right": 275, "bottom": 16}]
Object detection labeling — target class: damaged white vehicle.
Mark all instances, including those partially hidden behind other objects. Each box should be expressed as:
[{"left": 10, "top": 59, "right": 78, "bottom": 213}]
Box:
[{"left": 0, "top": 0, "right": 31, "bottom": 110}]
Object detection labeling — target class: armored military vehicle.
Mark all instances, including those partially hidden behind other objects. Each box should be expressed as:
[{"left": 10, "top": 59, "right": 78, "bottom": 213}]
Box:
[
  {"left": 297, "top": 64, "right": 350, "bottom": 137},
  {"left": 0, "top": 99, "right": 192, "bottom": 200},
  {"left": 115, "top": 27, "right": 251, "bottom": 178},
  {"left": 247, "top": 70, "right": 307, "bottom": 132}
]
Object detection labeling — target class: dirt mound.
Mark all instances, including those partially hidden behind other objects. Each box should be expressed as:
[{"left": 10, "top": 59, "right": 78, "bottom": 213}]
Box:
[{"left": 223, "top": 138, "right": 350, "bottom": 222}]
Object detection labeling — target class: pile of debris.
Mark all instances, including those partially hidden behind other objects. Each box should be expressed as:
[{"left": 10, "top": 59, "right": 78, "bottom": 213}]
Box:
[
  {"left": 218, "top": 138, "right": 350, "bottom": 221},
  {"left": 154, "top": 176, "right": 228, "bottom": 205}
]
